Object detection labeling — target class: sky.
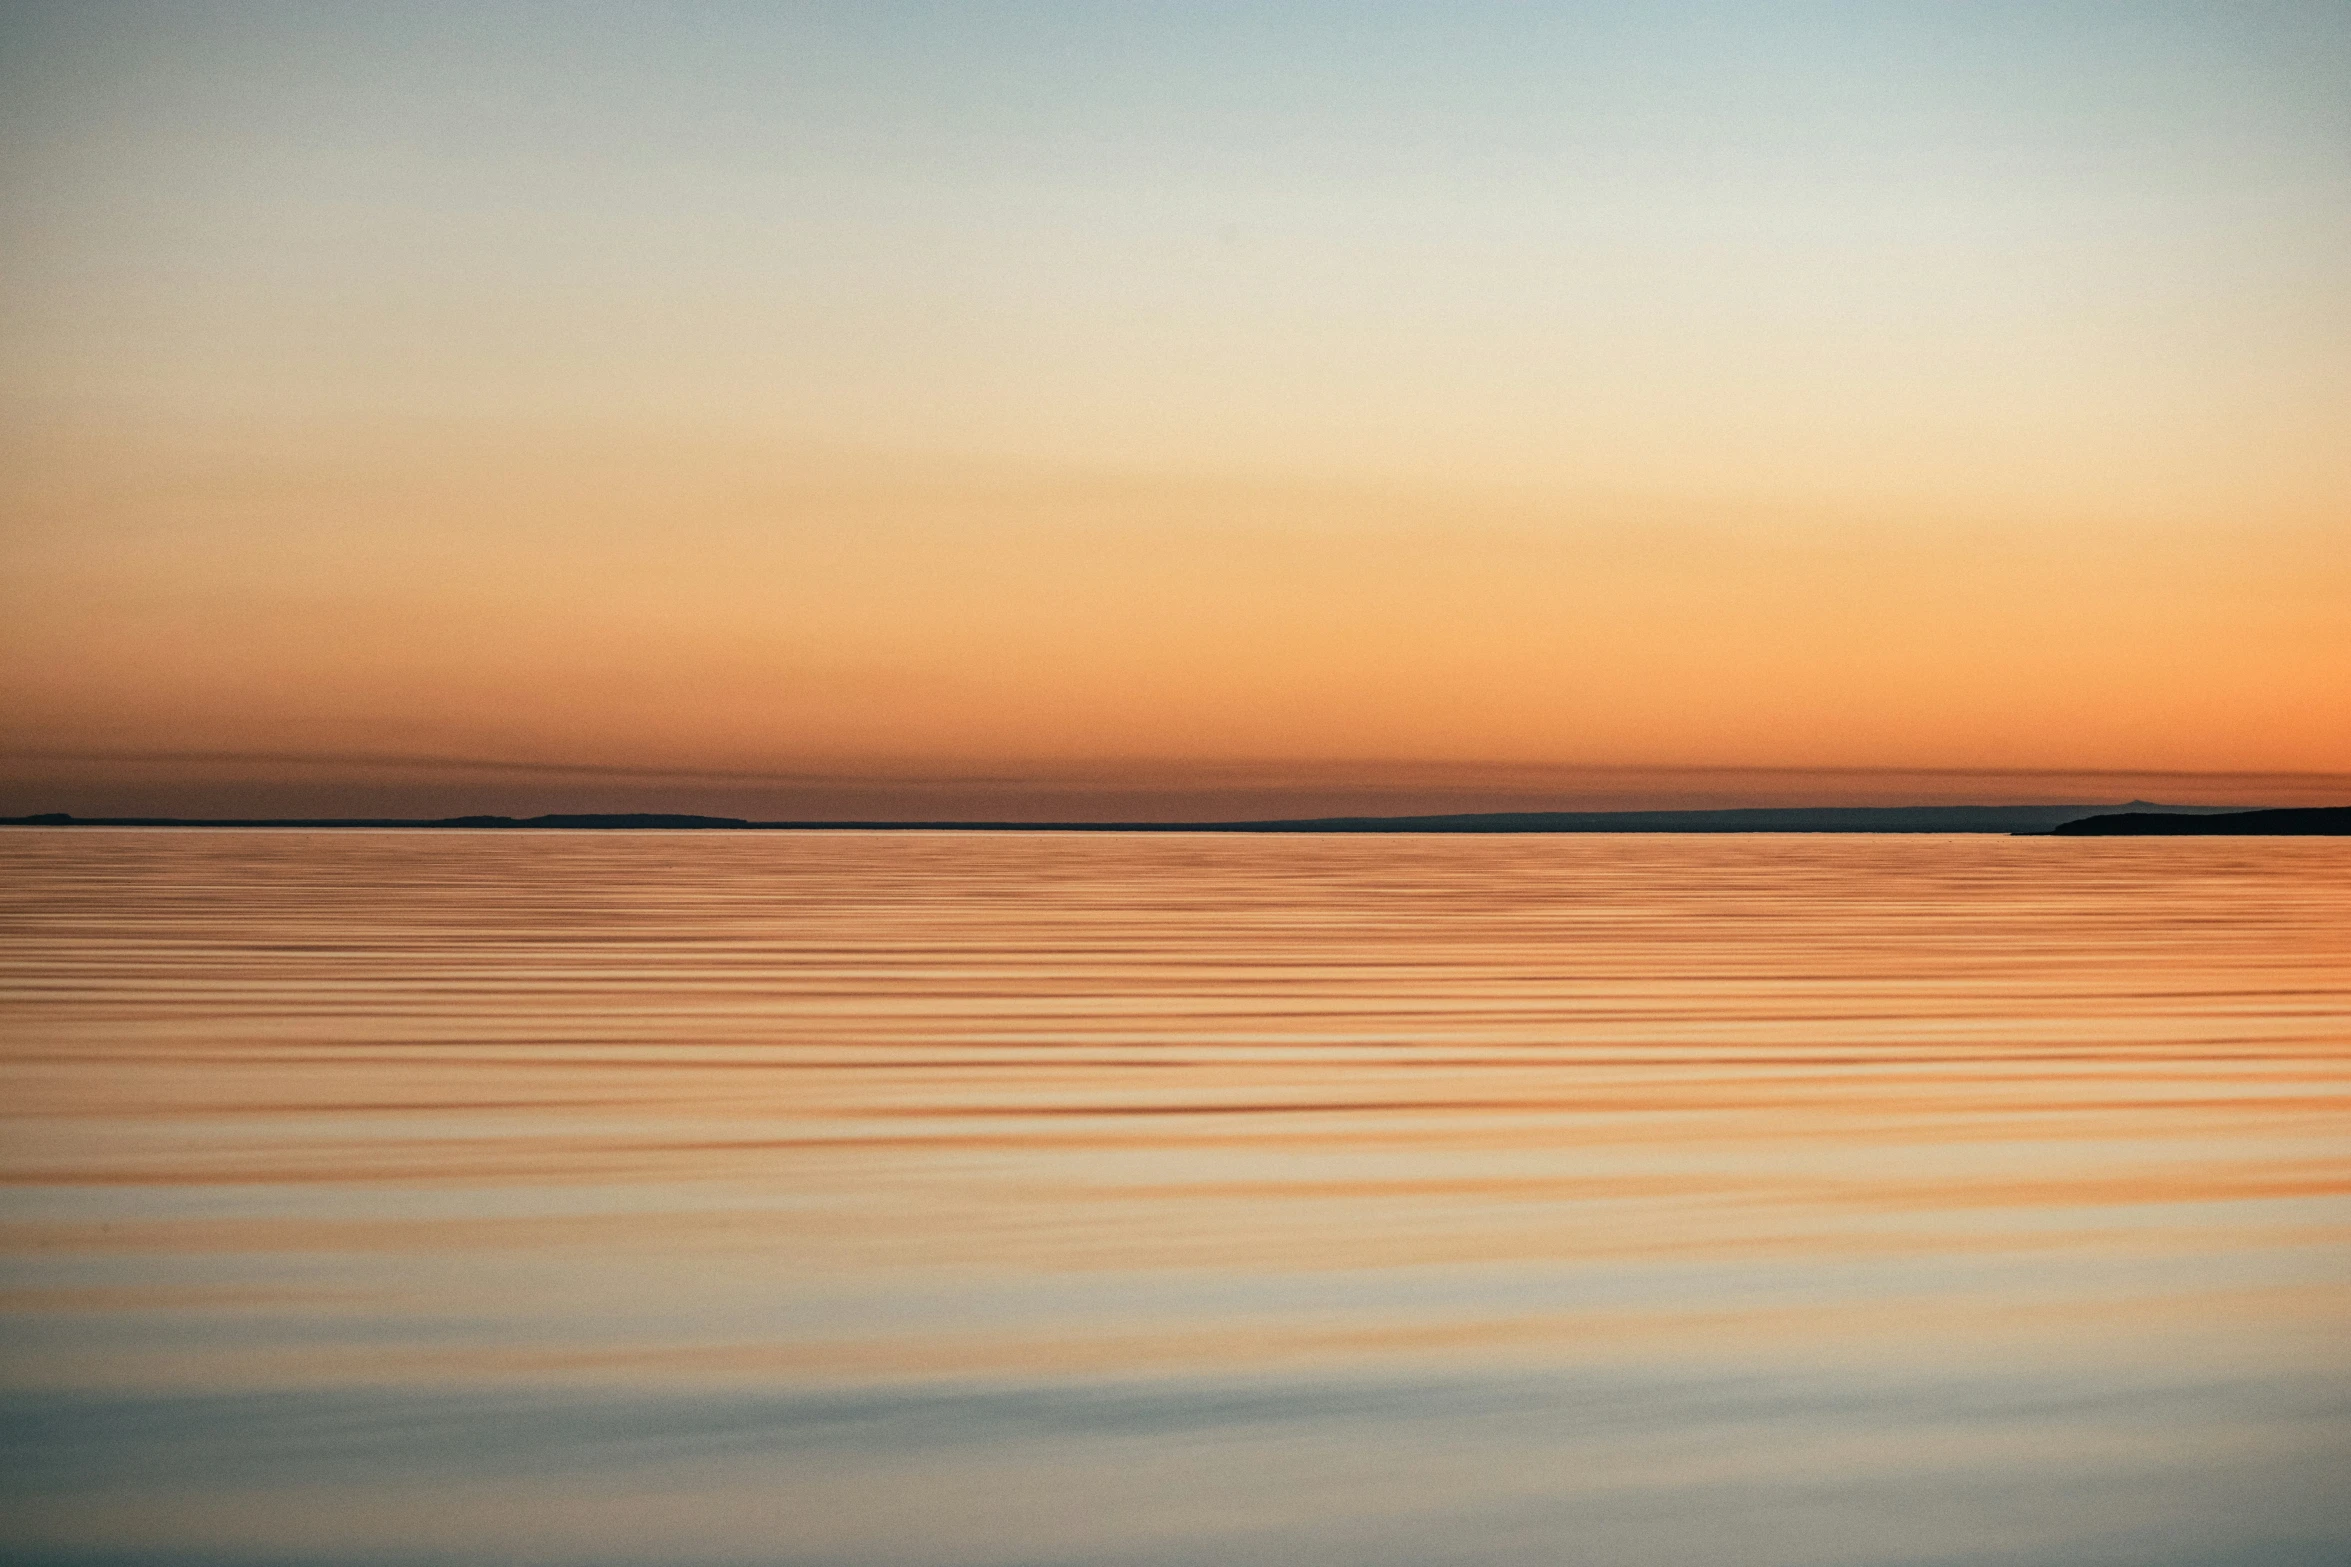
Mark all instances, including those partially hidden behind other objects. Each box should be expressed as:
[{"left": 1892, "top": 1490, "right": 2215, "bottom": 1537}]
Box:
[{"left": 2, "top": 1, "right": 2346, "bottom": 819}]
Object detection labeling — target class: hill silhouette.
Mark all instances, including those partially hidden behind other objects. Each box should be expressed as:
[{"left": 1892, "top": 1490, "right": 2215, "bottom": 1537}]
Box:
[{"left": 2051, "top": 806, "right": 2351, "bottom": 836}]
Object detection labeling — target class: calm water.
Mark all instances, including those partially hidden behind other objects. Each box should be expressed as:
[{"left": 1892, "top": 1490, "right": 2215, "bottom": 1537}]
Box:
[{"left": 2, "top": 829, "right": 2346, "bottom": 1567}]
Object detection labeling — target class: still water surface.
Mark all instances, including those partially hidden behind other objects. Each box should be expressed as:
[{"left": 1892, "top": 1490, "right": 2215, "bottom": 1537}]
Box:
[{"left": 2, "top": 830, "right": 2346, "bottom": 1566}]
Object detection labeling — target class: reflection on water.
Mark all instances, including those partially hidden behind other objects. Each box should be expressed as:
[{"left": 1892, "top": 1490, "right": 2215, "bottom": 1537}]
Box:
[{"left": 2, "top": 829, "right": 2346, "bottom": 1566}]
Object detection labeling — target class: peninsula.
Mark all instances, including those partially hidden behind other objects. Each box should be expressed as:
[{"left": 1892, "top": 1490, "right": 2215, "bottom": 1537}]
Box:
[{"left": 2050, "top": 806, "right": 2351, "bottom": 836}]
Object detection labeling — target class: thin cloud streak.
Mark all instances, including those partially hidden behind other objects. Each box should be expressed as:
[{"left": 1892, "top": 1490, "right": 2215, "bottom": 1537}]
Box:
[{"left": 10, "top": 749, "right": 2350, "bottom": 795}]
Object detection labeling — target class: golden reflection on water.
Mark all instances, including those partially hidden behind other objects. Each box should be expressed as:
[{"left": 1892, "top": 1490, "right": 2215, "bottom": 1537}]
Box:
[{"left": 1, "top": 829, "right": 2347, "bottom": 1567}]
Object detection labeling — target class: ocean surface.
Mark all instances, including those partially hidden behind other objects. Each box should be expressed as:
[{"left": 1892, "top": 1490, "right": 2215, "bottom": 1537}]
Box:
[{"left": 1, "top": 829, "right": 2346, "bottom": 1567}]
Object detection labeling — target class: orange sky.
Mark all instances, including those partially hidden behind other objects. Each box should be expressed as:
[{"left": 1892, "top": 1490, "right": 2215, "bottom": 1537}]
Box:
[{"left": 2, "top": 7, "right": 2346, "bottom": 818}]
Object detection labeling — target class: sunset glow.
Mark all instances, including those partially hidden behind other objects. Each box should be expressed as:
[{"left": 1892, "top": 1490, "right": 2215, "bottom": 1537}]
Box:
[{"left": 4, "top": 4, "right": 2345, "bottom": 816}]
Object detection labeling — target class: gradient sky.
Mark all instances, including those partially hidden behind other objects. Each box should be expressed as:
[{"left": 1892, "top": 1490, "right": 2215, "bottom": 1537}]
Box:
[{"left": 3, "top": 2, "right": 2346, "bottom": 818}]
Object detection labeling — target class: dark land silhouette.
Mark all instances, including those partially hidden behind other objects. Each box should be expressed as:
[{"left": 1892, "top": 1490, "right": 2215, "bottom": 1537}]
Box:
[
  {"left": 2051, "top": 805, "right": 2351, "bottom": 836},
  {"left": 5, "top": 802, "right": 2316, "bottom": 833}
]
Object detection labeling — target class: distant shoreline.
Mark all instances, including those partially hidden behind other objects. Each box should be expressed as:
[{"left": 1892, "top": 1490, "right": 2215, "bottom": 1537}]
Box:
[
  {"left": 2047, "top": 806, "right": 2350, "bottom": 836},
  {"left": 8, "top": 804, "right": 2344, "bottom": 834}
]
